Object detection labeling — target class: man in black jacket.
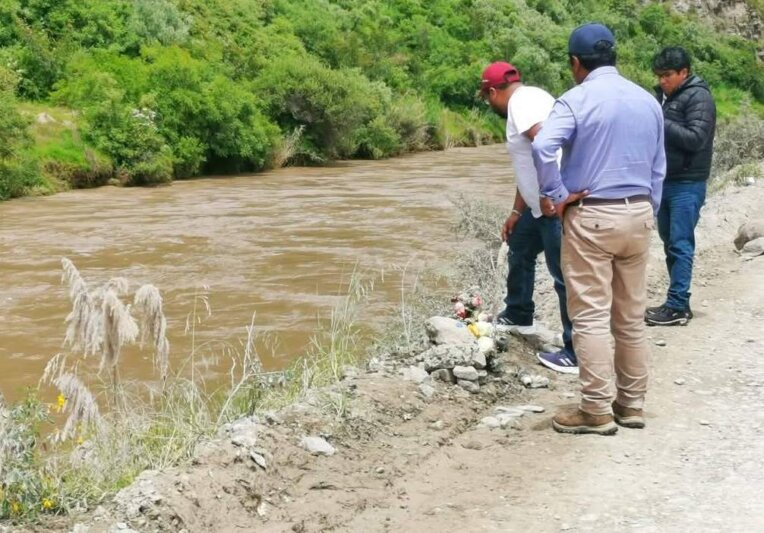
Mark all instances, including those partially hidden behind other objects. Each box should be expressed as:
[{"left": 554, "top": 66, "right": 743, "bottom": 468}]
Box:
[{"left": 646, "top": 47, "right": 716, "bottom": 326}]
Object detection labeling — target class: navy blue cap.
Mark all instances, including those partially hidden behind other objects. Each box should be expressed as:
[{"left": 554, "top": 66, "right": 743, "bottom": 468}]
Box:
[{"left": 568, "top": 23, "right": 615, "bottom": 56}]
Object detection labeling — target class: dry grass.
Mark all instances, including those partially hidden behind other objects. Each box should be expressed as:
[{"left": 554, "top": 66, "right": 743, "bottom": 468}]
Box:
[{"left": 0, "top": 259, "right": 376, "bottom": 522}]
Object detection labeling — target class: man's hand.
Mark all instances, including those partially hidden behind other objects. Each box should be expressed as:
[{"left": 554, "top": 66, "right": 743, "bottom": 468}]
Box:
[
  {"left": 541, "top": 190, "right": 589, "bottom": 218},
  {"left": 502, "top": 212, "right": 521, "bottom": 242}
]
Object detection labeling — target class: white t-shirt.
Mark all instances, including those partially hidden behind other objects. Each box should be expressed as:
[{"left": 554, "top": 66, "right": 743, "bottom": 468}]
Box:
[{"left": 505, "top": 85, "right": 556, "bottom": 218}]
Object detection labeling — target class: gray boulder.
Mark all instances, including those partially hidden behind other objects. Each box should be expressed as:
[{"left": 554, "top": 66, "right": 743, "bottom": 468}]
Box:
[
  {"left": 300, "top": 436, "right": 336, "bottom": 456},
  {"left": 422, "top": 343, "right": 480, "bottom": 372},
  {"left": 734, "top": 220, "right": 764, "bottom": 250},
  {"left": 742, "top": 236, "right": 764, "bottom": 258},
  {"left": 457, "top": 380, "right": 480, "bottom": 393},
  {"left": 425, "top": 317, "right": 477, "bottom": 345},
  {"left": 430, "top": 368, "right": 456, "bottom": 383},
  {"left": 453, "top": 365, "right": 480, "bottom": 381}
]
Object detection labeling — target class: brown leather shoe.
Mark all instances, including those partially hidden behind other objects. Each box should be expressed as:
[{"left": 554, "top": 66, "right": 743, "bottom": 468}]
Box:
[
  {"left": 612, "top": 401, "right": 645, "bottom": 429},
  {"left": 552, "top": 408, "right": 617, "bottom": 435}
]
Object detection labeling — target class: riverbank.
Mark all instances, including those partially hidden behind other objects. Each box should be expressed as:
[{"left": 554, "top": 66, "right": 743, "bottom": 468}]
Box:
[{"left": 21, "top": 176, "right": 763, "bottom": 533}]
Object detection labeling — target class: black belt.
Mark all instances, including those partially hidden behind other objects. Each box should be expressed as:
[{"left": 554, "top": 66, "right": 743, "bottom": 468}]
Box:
[{"left": 569, "top": 194, "right": 650, "bottom": 207}]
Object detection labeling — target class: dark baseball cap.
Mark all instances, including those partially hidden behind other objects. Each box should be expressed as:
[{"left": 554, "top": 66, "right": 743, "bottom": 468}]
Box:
[
  {"left": 568, "top": 23, "right": 615, "bottom": 56},
  {"left": 479, "top": 62, "right": 521, "bottom": 95}
]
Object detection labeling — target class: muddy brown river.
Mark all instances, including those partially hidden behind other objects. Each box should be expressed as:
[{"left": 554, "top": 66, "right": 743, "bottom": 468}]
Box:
[{"left": 0, "top": 145, "right": 514, "bottom": 401}]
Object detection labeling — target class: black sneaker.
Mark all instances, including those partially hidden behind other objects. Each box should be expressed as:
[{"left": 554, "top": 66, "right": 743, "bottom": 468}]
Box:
[
  {"left": 495, "top": 315, "right": 536, "bottom": 335},
  {"left": 646, "top": 305, "right": 693, "bottom": 319},
  {"left": 645, "top": 306, "right": 691, "bottom": 326}
]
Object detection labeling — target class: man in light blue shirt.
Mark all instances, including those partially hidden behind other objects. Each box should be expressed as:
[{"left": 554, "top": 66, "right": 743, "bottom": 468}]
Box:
[{"left": 532, "top": 23, "right": 666, "bottom": 436}]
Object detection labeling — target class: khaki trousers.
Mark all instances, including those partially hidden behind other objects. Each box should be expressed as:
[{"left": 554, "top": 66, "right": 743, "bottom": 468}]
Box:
[{"left": 561, "top": 200, "right": 653, "bottom": 415}]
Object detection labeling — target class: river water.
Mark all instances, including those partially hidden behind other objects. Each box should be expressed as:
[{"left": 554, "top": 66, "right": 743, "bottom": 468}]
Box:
[{"left": 0, "top": 145, "right": 514, "bottom": 401}]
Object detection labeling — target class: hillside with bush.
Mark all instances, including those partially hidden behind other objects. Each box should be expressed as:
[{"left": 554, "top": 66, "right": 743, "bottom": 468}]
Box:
[{"left": 0, "top": 0, "right": 763, "bottom": 200}]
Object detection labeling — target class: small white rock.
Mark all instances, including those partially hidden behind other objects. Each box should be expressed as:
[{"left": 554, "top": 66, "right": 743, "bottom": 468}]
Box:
[
  {"left": 674, "top": 378, "right": 686, "bottom": 386},
  {"left": 403, "top": 365, "right": 430, "bottom": 384},
  {"left": 480, "top": 416, "right": 502, "bottom": 429},
  {"left": 743, "top": 176, "right": 756, "bottom": 186},
  {"left": 457, "top": 379, "right": 480, "bottom": 393},
  {"left": 495, "top": 406, "right": 525, "bottom": 417},
  {"left": 517, "top": 405, "right": 545, "bottom": 413},
  {"left": 699, "top": 420, "right": 711, "bottom": 426},
  {"left": 654, "top": 339, "right": 667, "bottom": 347},
  {"left": 453, "top": 365, "right": 480, "bottom": 381},
  {"left": 300, "top": 436, "right": 336, "bottom": 456},
  {"left": 250, "top": 451, "right": 267, "bottom": 469},
  {"left": 419, "top": 383, "right": 436, "bottom": 399}
]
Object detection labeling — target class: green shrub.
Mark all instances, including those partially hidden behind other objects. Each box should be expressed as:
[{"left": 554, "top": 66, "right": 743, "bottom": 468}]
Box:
[{"left": 255, "top": 54, "right": 388, "bottom": 160}]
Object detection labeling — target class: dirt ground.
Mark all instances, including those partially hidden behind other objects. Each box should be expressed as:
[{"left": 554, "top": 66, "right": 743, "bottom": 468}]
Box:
[{"left": 39, "top": 181, "right": 764, "bottom": 533}]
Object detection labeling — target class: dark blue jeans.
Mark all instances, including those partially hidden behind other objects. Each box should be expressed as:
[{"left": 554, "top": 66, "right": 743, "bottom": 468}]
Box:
[
  {"left": 502, "top": 208, "right": 574, "bottom": 354},
  {"left": 657, "top": 180, "right": 707, "bottom": 311}
]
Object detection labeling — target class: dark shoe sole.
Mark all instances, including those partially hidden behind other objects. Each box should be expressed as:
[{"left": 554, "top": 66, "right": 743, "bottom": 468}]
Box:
[
  {"left": 552, "top": 420, "right": 618, "bottom": 435},
  {"left": 614, "top": 414, "right": 645, "bottom": 429}
]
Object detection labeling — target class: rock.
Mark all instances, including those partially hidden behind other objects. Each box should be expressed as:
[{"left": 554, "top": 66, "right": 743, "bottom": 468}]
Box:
[
  {"left": 300, "top": 436, "right": 336, "bottom": 456},
  {"left": 654, "top": 339, "right": 667, "bottom": 347},
  {"left": 699, "top": 420, "right": 711, "bottom": 426},
  {"left": 453, "top": 365, "right": 480, "bottom": 381},
  {"left": 423, "top": 343, "right": 480, "bottom": 371},
  {"left": 734, "top": 220, "right": 764, "bottom": 250},
  {"left": 517, "top": 404, "right": 545, "bottom": 413},
  {"left": 250, "top": 450, "right": 267, "bottom": 469},
  {"left": 264, "top": 411, "right": 283, "bottom": 425},
  {"left": 457, "top": 380, "right": 480, "bottom": 393},
  {"left": 430, "top": 368, "right": 456, "bottom": 383},
  {"left": 741, "top": 236, "right": 764, "bottom": 258},
  {"left": 71, "top": 524, "right": 90, "bottom": 533},
  {"left": 743, "top": 176, "right": 756, "bottom": 186},
  {"left": 36, "top": 112, "right": 56, "bottom": 124},
  {"left": 495, "top": 406, "right": 525, "bottom": 418},
  {"left": 674, "top": 378, "right": 686, "bottom": 386},
  {"left": 472, "top": 348, "right": 488, "bottom": 369},
  {"left": 480, "top": 416, "right": 502, "bottom": 429},
  {"left": 367, "top": 357, "right": 383, "bottom": 372},
  {"left": 487, "top": 357, "right": 505, "bottom": 374},
  {"left": 495, "top": 413, "right": 521, "bottom": 428},
  {"left": 477, "top": 369, "right": 489, "bottom": 385},
  {"left": 520, "top": 373, "right": 550, "bottom": 389},
  {"left": 402, "top": 365, "right": 430, "bottom": 384},
  {"left": 430, "top": 420, "right": 445, "bottom": 430},
  {"left": 419, "top": 383, "right": 436, "bottom": 399},
  {"left": 476, "top": 337, "right": 495, "bottom": 359},
  {"left": 231, "top": 432, "right": 258, "bottom": 448},
  {"left": 114, "top": 471, "right": 163, "bottom": 519},
  {"left": 424, "top": 317, "right": 477, "bottom": 345}
]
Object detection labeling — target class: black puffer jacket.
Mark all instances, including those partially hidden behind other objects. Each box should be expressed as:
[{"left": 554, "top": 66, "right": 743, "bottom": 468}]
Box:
[{"left": 655, "top": 75, "right": 716, "bottom": 182}]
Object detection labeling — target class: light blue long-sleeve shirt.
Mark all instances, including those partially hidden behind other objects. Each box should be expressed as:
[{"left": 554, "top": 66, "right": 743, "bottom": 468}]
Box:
[{"left": 532, "top": 67, "right": 666, "bottom": 212}]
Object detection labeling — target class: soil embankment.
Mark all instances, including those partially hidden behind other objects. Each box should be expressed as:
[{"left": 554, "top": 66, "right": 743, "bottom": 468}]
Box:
[{"left": 38, "top": 180, "right": 764, "bottom": 532}]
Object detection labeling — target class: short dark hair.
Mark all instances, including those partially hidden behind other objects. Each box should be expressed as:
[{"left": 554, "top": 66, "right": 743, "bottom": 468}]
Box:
[
  {"left": 569, "top": 40, "right": 617, "bottom": 71},
  {"left": 652, "top": 46, "right": 691, "bottom": 72}
]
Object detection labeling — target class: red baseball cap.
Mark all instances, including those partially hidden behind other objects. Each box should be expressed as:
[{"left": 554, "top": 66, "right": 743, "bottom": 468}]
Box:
[{"left": 480, "top": 62, "right": 521, "bottom": 95}]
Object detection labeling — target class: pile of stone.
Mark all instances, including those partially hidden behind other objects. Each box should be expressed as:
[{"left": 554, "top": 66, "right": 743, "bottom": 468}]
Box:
[{"left": 415, "top": 316, "right": 504, "bottom": 394}]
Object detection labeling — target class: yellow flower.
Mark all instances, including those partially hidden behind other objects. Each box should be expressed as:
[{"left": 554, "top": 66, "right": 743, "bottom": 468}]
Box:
[
  {"left": 56, "top": 393, "right": 66, "bottom": 413},
  {"left": 76, "top": 436, "right": 84, "bottom": 446},
  {"left": 10, "top": 501, "right": 21, "bottom": 515},
  {"left": 467, "top": 323, "right": 480, "bottom": 338},
  {"left": 42, "top": 498, "right": 54, "bottom": 510}
]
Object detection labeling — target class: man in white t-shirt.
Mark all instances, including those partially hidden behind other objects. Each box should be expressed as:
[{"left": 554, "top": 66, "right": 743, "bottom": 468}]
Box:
[{"left": 480, "top": 61, "right": 577, "bottom": 374}]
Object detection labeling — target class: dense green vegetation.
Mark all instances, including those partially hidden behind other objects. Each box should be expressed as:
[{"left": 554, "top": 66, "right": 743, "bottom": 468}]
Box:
[{"left": 0, "top": 0, "right": 762, "bottom": 199}]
